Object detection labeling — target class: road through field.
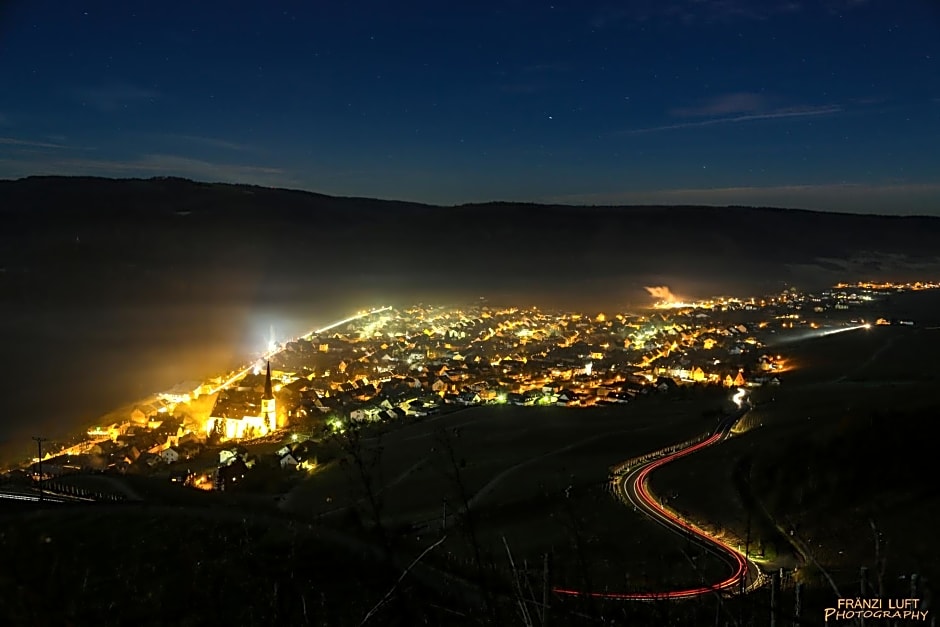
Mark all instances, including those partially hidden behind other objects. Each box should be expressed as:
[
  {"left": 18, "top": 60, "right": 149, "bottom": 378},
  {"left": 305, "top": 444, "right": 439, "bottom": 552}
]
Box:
[{"left": 553, "top": 407, "right": 764, "bottom": 601}]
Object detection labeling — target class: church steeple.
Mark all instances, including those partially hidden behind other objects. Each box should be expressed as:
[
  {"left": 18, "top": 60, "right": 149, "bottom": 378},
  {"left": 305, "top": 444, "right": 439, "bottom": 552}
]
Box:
[
  {"left": 261, "top": 361, "right": 276, "bottom": 432},
  {"left": 263, "top": 361, "right": 274, "bottom": 400}
]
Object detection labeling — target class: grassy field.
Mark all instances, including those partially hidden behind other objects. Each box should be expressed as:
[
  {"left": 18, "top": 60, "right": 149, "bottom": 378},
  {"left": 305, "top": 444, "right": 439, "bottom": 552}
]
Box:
[
  {"left": 282, "top": 393, "right": 737, "bottom": 591},
  {"left": 765, "top": 325, "right": 898, "bottom": 386},
  {"left": 0, "top": 390, "right": 750, "bottom": 623},
  {"left": 651, "top": 318, "right": 940, "bottom": 601},
  {"left": 849, "top": 327, "right": 940, "bottom": 382},
  {"left": 0, "top": 499, "right": 810, "bottom": 626}
]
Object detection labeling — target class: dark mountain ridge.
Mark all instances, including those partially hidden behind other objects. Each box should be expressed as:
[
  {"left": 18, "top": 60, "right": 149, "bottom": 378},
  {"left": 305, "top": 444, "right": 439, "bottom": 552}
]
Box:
[{"left": 1, "top": 176, "right": 938, "bottom": 309}]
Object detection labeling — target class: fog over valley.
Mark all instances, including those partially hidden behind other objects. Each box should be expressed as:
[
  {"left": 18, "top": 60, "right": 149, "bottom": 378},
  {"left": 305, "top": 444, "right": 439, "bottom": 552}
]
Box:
[{"left": 2, "top": 176, "right": 940, "bottom": 463}]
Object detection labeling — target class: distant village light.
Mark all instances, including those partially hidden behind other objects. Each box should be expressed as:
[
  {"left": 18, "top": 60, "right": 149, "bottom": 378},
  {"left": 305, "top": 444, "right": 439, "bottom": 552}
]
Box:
[{"left": 47, "top": 288, "right": 927, "bottom": 480}]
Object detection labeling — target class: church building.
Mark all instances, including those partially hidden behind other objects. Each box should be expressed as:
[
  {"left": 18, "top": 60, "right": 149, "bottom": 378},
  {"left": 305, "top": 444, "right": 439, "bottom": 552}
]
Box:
[{"left": 206, "top": 362, "right": 278, "bottom": 440}]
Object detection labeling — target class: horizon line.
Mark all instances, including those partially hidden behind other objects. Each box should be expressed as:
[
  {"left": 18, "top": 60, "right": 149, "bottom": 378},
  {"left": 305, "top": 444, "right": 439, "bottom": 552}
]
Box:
[{"left": 2, "top": 174, "right": 940, "bottom": 219}]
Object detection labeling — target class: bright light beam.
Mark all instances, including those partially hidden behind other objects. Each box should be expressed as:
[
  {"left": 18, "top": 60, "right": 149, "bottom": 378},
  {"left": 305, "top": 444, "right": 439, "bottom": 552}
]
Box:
[
  {"left": 768, "top": 323, "right": 870, "bottom": 346},
  {"left": 820, "top": 323, "right": 870, "bottom": 335},
  {"left": 209, "top": 306, "right": 392, "bottom": 394},
  {"left": 300, "top": 306, "right": 393, "bottom": 341},
  {"left": 732, "top": 387, "right": 747, "bottom": 408}
]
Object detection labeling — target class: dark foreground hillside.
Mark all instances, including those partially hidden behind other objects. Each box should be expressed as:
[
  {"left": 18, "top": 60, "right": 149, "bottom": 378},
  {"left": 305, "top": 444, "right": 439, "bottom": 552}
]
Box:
[
  {"left": 0, "top": 500, "right": 842, "bottom": 627},
  {"left": 0, "top": 504, "right": 470, "bottom": 627}
]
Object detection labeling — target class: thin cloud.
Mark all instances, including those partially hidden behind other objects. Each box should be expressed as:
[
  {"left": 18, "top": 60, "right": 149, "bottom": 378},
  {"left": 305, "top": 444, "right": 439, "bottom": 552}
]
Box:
[
  {"left": 74, "top": 84, "right": 160, "bottom": 112},
  {"left": 591, "top": 0, "right": 870, "bottom": 28},
  {"left": 0, "top": 136, "right": 66, "bottom": 149},
  {"left": 850, "top": 96, "right": 889, "bottom": 106},
  {"left": 142, "top": 133, "right": 250, "bottom": 152},
  {"left": 541, "top": 183, "right": 940, "bottom": 215},
  {"left": 590, "top": 0, "right": 803, "bottom": 28},
  {"left": 670, "top": 92, "right": 766, "bottom": 117},
  {"left": 172, "top": 135, "right": 249, "bottom": 151},
  {"left": 135, "top": 154, "right": 281, "bottom": 179},
  {"left": 625, "top": 105, "right": 842, "bottom": 134}
]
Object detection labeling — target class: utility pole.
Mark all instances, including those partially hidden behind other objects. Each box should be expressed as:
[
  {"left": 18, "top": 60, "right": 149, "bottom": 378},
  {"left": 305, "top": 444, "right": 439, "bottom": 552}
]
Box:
[{"left": 32, "top": 436, "right": 47, "bottom": 503}]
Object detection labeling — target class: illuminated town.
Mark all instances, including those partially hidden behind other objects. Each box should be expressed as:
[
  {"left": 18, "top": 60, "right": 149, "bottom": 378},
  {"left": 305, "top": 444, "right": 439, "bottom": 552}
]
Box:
[
  {"left": 4, "top": 0, "right": 938, "bottom": 619},
  {"left": 22, "top": 281, "right": 930, "bottom": 490}
]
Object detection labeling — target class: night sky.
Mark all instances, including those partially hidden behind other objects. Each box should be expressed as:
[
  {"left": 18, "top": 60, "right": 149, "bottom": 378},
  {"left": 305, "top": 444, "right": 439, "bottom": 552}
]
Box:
[{"left": 1, "top": 0, "right": 938, "bottom": 213}]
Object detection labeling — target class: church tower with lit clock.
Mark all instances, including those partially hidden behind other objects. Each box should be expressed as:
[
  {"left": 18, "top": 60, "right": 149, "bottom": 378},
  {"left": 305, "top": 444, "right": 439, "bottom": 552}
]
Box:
[{"left": 261, "top": 361, "right": 276, "bottom": 432}]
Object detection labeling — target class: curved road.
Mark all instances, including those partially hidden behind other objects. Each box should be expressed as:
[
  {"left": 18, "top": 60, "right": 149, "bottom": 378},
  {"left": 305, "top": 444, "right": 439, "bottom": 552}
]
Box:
[{"left": 554, "top": 404, "right": 764, "bottom": 601}]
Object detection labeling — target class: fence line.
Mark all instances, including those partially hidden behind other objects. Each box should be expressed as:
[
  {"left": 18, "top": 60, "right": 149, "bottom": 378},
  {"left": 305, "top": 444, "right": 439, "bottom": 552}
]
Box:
[
  {"left": 608, "top": 432, "right": 710, "bottom": 478},
  {"left": 41, "top": 480, "right": 126, "bottom": 502}
]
